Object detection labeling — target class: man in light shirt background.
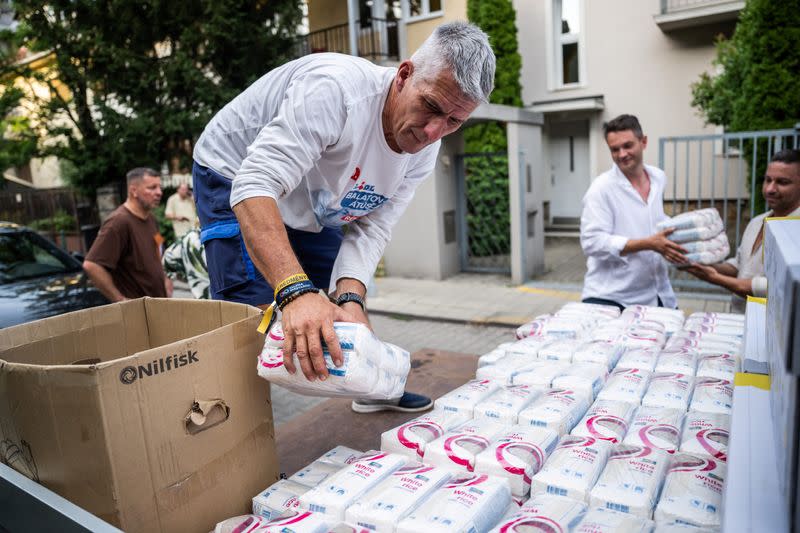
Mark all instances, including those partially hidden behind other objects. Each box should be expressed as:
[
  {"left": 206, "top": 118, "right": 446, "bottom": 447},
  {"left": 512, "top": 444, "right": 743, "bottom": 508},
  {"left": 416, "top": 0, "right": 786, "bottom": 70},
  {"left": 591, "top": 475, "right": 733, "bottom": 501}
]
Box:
[
  {"left": 580, "top": 114, "right": 687, "bottom": 312},
  {"left": 164, "top": 182, "right": 198, "bottom": 238},
  {"left": 684, "top": 149, "right": 800, "bottom": 312}
]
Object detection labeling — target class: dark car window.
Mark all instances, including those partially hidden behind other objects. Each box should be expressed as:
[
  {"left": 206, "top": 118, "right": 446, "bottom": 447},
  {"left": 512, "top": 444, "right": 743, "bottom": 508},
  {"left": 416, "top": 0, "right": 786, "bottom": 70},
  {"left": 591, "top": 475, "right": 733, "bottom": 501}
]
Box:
[{"left": 0, "top": 231, "right": 79, "bottom": 283}]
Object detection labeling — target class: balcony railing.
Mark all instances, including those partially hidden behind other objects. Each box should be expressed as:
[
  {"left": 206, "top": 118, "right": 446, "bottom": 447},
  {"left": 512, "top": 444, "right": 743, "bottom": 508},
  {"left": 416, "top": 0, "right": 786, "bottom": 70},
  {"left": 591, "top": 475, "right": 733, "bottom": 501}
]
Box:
[
  {"left": 655, "top": 0, "right": 743, "bottom": 31},
  {"left": 293, "top": 17, "right": 400, "bottom": 63}
]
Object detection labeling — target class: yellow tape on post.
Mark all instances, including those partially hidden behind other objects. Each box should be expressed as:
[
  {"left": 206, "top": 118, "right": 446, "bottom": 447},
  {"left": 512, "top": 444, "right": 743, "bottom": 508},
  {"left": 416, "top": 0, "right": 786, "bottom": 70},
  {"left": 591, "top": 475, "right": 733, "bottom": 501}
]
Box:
[
  {"left": 733, "top": 372, "right": 771, "bottom": 390},
  {"left": 746, "top": 295, "right": 767, "bottom": 305}
]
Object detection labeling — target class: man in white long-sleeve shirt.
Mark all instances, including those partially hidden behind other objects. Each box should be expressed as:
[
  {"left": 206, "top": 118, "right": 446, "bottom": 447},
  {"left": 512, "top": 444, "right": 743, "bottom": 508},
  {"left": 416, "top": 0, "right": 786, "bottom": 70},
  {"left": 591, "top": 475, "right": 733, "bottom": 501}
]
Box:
[
  {"left": 192, "top": 22, "right": 496, "bottom": 412},
  {"left": 580, "top": 114, "right": 687, "bottom": 311}
]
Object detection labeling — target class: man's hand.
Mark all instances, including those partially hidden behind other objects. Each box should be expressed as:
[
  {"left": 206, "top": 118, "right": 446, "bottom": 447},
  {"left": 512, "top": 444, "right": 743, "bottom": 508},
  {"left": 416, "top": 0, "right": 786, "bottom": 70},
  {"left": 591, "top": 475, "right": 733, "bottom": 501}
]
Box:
[
  {"left": 683, "top": 262, "right": 719, "bottom": 283},
  {"left": 281, "top": 291, "right": 352, "bottom": 381},
  {"left": 646, "top": 228, "right": 688, "bottom": 264},
  {"left": 622, "top": 228, "right": 687, "bottom": 263},
  {"left": 340, "top": 301, "right": 371, "bottom": 330}
]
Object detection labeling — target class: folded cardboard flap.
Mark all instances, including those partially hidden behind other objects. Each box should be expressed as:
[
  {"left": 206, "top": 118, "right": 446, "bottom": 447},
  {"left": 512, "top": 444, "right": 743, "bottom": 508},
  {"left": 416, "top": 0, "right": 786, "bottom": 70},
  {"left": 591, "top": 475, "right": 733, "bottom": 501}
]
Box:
[{"left": 185, "top": 399, "right": 230, "bottom": 435}]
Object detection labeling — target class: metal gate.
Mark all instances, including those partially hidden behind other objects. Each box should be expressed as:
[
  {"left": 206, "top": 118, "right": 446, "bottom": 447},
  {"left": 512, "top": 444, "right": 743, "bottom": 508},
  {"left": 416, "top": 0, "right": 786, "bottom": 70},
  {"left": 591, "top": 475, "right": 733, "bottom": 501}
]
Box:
[
  {"left": 659, "top": 125, "right": 799, "bottom": 289},
  {"left": 455, "top": 152, "right": 511, "bottom": 274}
]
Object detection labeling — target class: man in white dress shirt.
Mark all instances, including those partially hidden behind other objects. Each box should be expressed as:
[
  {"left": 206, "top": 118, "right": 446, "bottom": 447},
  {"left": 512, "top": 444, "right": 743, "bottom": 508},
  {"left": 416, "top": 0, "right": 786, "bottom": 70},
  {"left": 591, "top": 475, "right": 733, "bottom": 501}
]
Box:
[
  {"left": 685, "top": 149, "right": 800, "bottom": 312},
  {"left": 580, "top": 114, "right": 687, "bottom": 311}
]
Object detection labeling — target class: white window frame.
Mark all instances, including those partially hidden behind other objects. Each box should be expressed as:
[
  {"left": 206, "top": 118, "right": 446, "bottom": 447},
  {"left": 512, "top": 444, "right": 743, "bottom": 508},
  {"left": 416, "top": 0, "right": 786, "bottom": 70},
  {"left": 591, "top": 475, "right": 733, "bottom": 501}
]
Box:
[
  {"left": 404, "top": 0, "right": 444, "bottom": 23},
  {"left": 545, "top": 0, "right": 587, "bottom": 91}
]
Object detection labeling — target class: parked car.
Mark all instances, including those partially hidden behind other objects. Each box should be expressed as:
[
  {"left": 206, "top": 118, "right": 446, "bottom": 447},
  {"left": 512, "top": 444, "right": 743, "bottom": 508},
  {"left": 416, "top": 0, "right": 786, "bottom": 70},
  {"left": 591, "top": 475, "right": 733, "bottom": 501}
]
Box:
[{"left": 0, "top": 222, "right": 108, "bottom": 328}]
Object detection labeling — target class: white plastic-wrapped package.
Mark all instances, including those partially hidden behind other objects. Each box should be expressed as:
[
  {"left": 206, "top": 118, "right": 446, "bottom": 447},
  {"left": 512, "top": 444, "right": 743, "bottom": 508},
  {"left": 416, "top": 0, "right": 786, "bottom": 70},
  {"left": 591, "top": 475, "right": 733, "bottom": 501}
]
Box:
[
  {"left": 655, "top": 454, "right": 726, "bottom": 529},
  {"left": 572, "top": 507, "right": 655, "bottom": 533},
  {"left": 561, "top": 301, "right": 621, "bottom": 318},
  {"left": 617, "top": 327, "right": 667, "bottom": 350},
  {"left": 571, "top": 400, "right": 637, "bottom": 444},
  {"left": 622, "top": 306, "right": 685, "bottom": 333},
  {"left": 424, "top": 418, "right": 507, "bottom": 472},
  {"left": 515, "top": 316, "right": 592, "bottom": 341},
  {"left": 667, "top": 217, "right": 724, "bottom": 244},
  {"left": 687, "top": 311, "right": 745, "bottom": 323},
  {"left": 589, "top": 445, "right": 670, "bottom": 518},
  {"left": 622, "top": 406, "right": 684, "bottom": 454},
  {"left": 538, "top": 339, "right": 585, "bottom": 363},
  {"left": 655, "top": 348, "right": 700, "bottom": 376},
  {"left": 478, "top": 346, "right": 510, "bottom": 368},
  {"left": 435, "top": 379, "right": 502, "bottom": 416},
  {"left": 327, "top": 524, "right": 372, "bottom": 533},
  {"left": 518, "top": 388, "right": 592, "bottom": 436},
  {"left": 254, "top": 510, "right": 335, "bottom": 532},
  {"left": 680, "top": 412, "right": 730, "bottom": 461},
  {"left": 289, "top": 460, "right": 345, "bottom": 488},
  {"left": 381, "top": 409, "right": 471, "bottom": 460},
  {"left": 473, "top": 425, "right": 559, "bottom": 497},
  {"left": 504, "top": 336, "right": 553, "bottom": 358},
  {"left": 214, "top": 514, "right": 270, "bottom": 533},
  {"left": 551, "top": 363, "right": 608, "bottom": 400},
  {"left": 615, "top": 348, "right": 660, "bottom": 372},
  {"left": 642, "top": 373, "right": 695, "bottom": 411},
  {"left": 299, "top": 452, "right": 407, "bottom": 520},
  {"left": 652, "top": 523, "right": 716, "bottom": 532},
  {"left": 573, "top": 341, "right": 625, "bottom": 370},
  {"left": 681, "top": 230, "right": 729, "bottom": 254},
  {"left": 476, "top": 355, "right": 542, "bottom": 385},
  {"left": 683, "top": 321, "right": 744, "bottom": 338},
  {"left": 319, "top": 445, "right": 362, "bottom": 467},
  {"left": 474, "top": 385, "right": 543, "bottom": 424},
  {"left": 696, "top": 353, "right": 740, "bottom": 381},
  {"left": 252, "top": 479, "right": 307, "bottom": 519},
  {"left": 684, "top": 247, "right": 730, "bottom": 266},
  {"left": 530, "top": 436, "right": 611, "bottom": 502},
  {"left": 689, "top": 377, "right": 733, "bottom": 415},
  {"left": 665, "top": 334, "right": 741, "bottom": 356},
  {"left": 488, "top": 494, "right": 588, "bottom": 532},
  {"left": 344, "top": 463, "right": 452, "bottom": 532},
  {"left": 510, "top": 360, "right": 570, "bottom": 388},
  {"left": 257, "top": 322, "right": 408, "bottom": 399},
  {"left": 396, "top": 473, "right": 512, "bottom": 533},
  {"left": 597, "top": 368, "right": 651, "bottom": 405},
  {"left": 657, "top": 208, "right": 722, "bottom": 232}
]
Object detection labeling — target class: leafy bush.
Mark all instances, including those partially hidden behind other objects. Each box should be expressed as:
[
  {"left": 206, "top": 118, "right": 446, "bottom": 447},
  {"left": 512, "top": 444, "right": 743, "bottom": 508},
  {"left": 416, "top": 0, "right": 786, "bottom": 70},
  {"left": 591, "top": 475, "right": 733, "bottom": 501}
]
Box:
[
  {"left": 28, "top": 210, "right": 77, "bottom": 232},
  {"left": 464, "top": 0, "right": 522, "bottom": 257},
  {"left": 692, "top": 0, "right": 800, "bottom": 212}
]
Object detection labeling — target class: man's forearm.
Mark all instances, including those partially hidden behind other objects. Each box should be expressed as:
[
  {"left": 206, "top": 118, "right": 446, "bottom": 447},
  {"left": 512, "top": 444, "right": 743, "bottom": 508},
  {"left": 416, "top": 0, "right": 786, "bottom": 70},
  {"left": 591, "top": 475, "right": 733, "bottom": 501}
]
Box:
[
  {"left": 83, "top": 261, "right": 126, "bottom": 302},
  {"left": 711, "top": 262, "right": 739, "bottom": 277},
  {"left": 621, "top": 237, "right": 649, "bottom": 255},
  {"left": 335, "top": 277, "right": 367, "bottom": 298},
  {"left": 711, "top": 272, "right": 752, "bottom": 298},
  {"left": 233, "top": 196, "right": 305, "bottom": 290}
]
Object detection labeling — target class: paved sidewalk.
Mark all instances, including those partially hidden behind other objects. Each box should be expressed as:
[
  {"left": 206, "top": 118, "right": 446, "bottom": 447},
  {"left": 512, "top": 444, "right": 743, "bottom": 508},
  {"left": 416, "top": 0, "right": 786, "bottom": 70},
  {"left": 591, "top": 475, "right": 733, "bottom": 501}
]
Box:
[{"left": 368, "top": 273, "right": 732, "bottom": 327}]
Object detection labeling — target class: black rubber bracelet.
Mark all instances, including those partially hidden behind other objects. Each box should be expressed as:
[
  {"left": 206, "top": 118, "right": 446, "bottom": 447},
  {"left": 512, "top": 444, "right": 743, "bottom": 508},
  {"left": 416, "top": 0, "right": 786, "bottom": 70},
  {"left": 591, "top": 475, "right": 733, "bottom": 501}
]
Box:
[
  {"left": 277, "top": 287, "right": 319, "bottom": 311},
  {"left": 336, "top": 292, "right": 365, "bottom": 312}
]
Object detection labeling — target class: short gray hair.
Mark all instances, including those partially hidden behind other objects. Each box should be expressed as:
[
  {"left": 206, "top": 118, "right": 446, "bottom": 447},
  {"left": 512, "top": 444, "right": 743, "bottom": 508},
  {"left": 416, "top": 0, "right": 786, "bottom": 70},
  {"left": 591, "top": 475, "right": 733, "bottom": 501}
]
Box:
[
  {"left": 410, "top": 21, "right": 495, "bottom": 103},
  {"left": 126, "top": 167, "right": 160, "bottom": 187}
]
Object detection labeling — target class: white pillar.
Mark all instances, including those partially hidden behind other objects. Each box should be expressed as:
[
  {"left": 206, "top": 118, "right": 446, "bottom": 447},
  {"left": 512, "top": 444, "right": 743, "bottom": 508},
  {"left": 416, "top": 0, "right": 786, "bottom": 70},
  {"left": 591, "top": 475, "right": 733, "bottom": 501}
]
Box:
[
  {"left": 347, "top": 0, "right": 359, "bottom": 56},
  {"left": 399, "top": 0, "right": 410, "bottom": 58}
]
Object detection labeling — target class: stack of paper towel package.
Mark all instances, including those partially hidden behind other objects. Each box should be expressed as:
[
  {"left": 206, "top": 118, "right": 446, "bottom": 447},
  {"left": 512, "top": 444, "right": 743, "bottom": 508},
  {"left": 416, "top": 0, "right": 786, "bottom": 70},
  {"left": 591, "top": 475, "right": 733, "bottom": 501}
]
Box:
[
  {"left": 657, "top": 207, "right": 730, "bottom": 265},
  {"left": 215, "top": 300, "right": 744, "bottom": 532}
]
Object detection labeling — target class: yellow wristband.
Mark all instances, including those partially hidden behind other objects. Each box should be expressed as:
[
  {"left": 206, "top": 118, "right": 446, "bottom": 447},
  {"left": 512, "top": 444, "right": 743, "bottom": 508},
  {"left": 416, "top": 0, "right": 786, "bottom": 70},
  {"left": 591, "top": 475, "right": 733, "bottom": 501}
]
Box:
[{"left": 274, "top": 273, "right": 309, "bottom": 297}]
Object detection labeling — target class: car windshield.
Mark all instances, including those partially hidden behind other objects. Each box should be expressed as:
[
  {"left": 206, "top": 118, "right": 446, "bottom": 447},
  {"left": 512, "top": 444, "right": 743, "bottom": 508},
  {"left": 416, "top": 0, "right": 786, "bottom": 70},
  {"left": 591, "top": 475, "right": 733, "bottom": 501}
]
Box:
[{"left": 0, "top": 231, "right": 77, "bottom": 283}]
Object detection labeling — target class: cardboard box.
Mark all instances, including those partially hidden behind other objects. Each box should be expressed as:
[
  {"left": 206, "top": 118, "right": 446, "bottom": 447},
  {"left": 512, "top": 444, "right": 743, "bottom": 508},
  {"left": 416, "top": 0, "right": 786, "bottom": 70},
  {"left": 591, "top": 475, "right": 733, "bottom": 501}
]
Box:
[
  {"left": 0, "top": 298, "right": 277, "bottom": 533},
  {"left": 764, "top": 218, "right": 800, "bottom": 374}
]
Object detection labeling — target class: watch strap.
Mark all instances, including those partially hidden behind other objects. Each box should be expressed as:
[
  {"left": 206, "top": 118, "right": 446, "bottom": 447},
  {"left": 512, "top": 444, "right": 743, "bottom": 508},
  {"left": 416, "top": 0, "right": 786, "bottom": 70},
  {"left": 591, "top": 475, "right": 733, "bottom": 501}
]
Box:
[{"left": 336, "top": 292, "right": 365, "bottom": 311}]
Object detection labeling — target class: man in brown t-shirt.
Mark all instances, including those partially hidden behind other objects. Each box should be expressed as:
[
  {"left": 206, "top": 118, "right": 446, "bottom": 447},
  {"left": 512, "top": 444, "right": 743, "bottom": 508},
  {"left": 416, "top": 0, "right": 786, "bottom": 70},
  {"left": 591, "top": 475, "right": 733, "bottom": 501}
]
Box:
[{"left": 84, "top": 167, "right": 173, "bottom": 301}]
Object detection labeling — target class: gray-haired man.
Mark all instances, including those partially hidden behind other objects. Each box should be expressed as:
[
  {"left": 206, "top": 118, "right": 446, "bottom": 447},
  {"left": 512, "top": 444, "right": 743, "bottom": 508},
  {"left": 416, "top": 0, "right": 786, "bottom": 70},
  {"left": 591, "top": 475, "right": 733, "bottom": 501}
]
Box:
[{"left": 192, "top": 22, "right": 496, "bottom": 412}]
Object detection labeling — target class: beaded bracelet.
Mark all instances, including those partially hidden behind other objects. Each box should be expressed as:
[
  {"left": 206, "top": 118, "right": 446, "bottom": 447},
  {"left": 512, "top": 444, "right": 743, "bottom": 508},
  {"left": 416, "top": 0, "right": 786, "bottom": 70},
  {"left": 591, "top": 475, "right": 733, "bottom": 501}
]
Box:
[{"left": 277, "top": 287, "right": 319, "bottom": 311}]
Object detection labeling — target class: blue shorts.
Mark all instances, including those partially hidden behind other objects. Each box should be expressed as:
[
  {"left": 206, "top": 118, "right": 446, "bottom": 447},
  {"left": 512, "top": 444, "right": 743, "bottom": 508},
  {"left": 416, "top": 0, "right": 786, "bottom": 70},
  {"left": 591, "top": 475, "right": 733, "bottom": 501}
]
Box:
[{"left": 192, "top": 162, "right": 343, "bottom": 306}]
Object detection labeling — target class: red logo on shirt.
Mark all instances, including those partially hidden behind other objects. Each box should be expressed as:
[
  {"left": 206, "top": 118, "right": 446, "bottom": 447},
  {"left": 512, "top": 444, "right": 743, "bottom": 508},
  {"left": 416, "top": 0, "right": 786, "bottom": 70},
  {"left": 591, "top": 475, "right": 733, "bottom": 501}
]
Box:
[{"left": 349, "top": 167, "right": 361, "bottom": 181}]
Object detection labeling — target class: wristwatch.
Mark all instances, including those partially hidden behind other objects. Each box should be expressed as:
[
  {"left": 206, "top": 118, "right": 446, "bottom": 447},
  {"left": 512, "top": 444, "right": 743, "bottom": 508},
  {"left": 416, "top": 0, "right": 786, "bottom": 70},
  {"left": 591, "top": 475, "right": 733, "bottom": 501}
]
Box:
[{"left": 336, "top": 292, "right": 365, "bottom": 311}]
